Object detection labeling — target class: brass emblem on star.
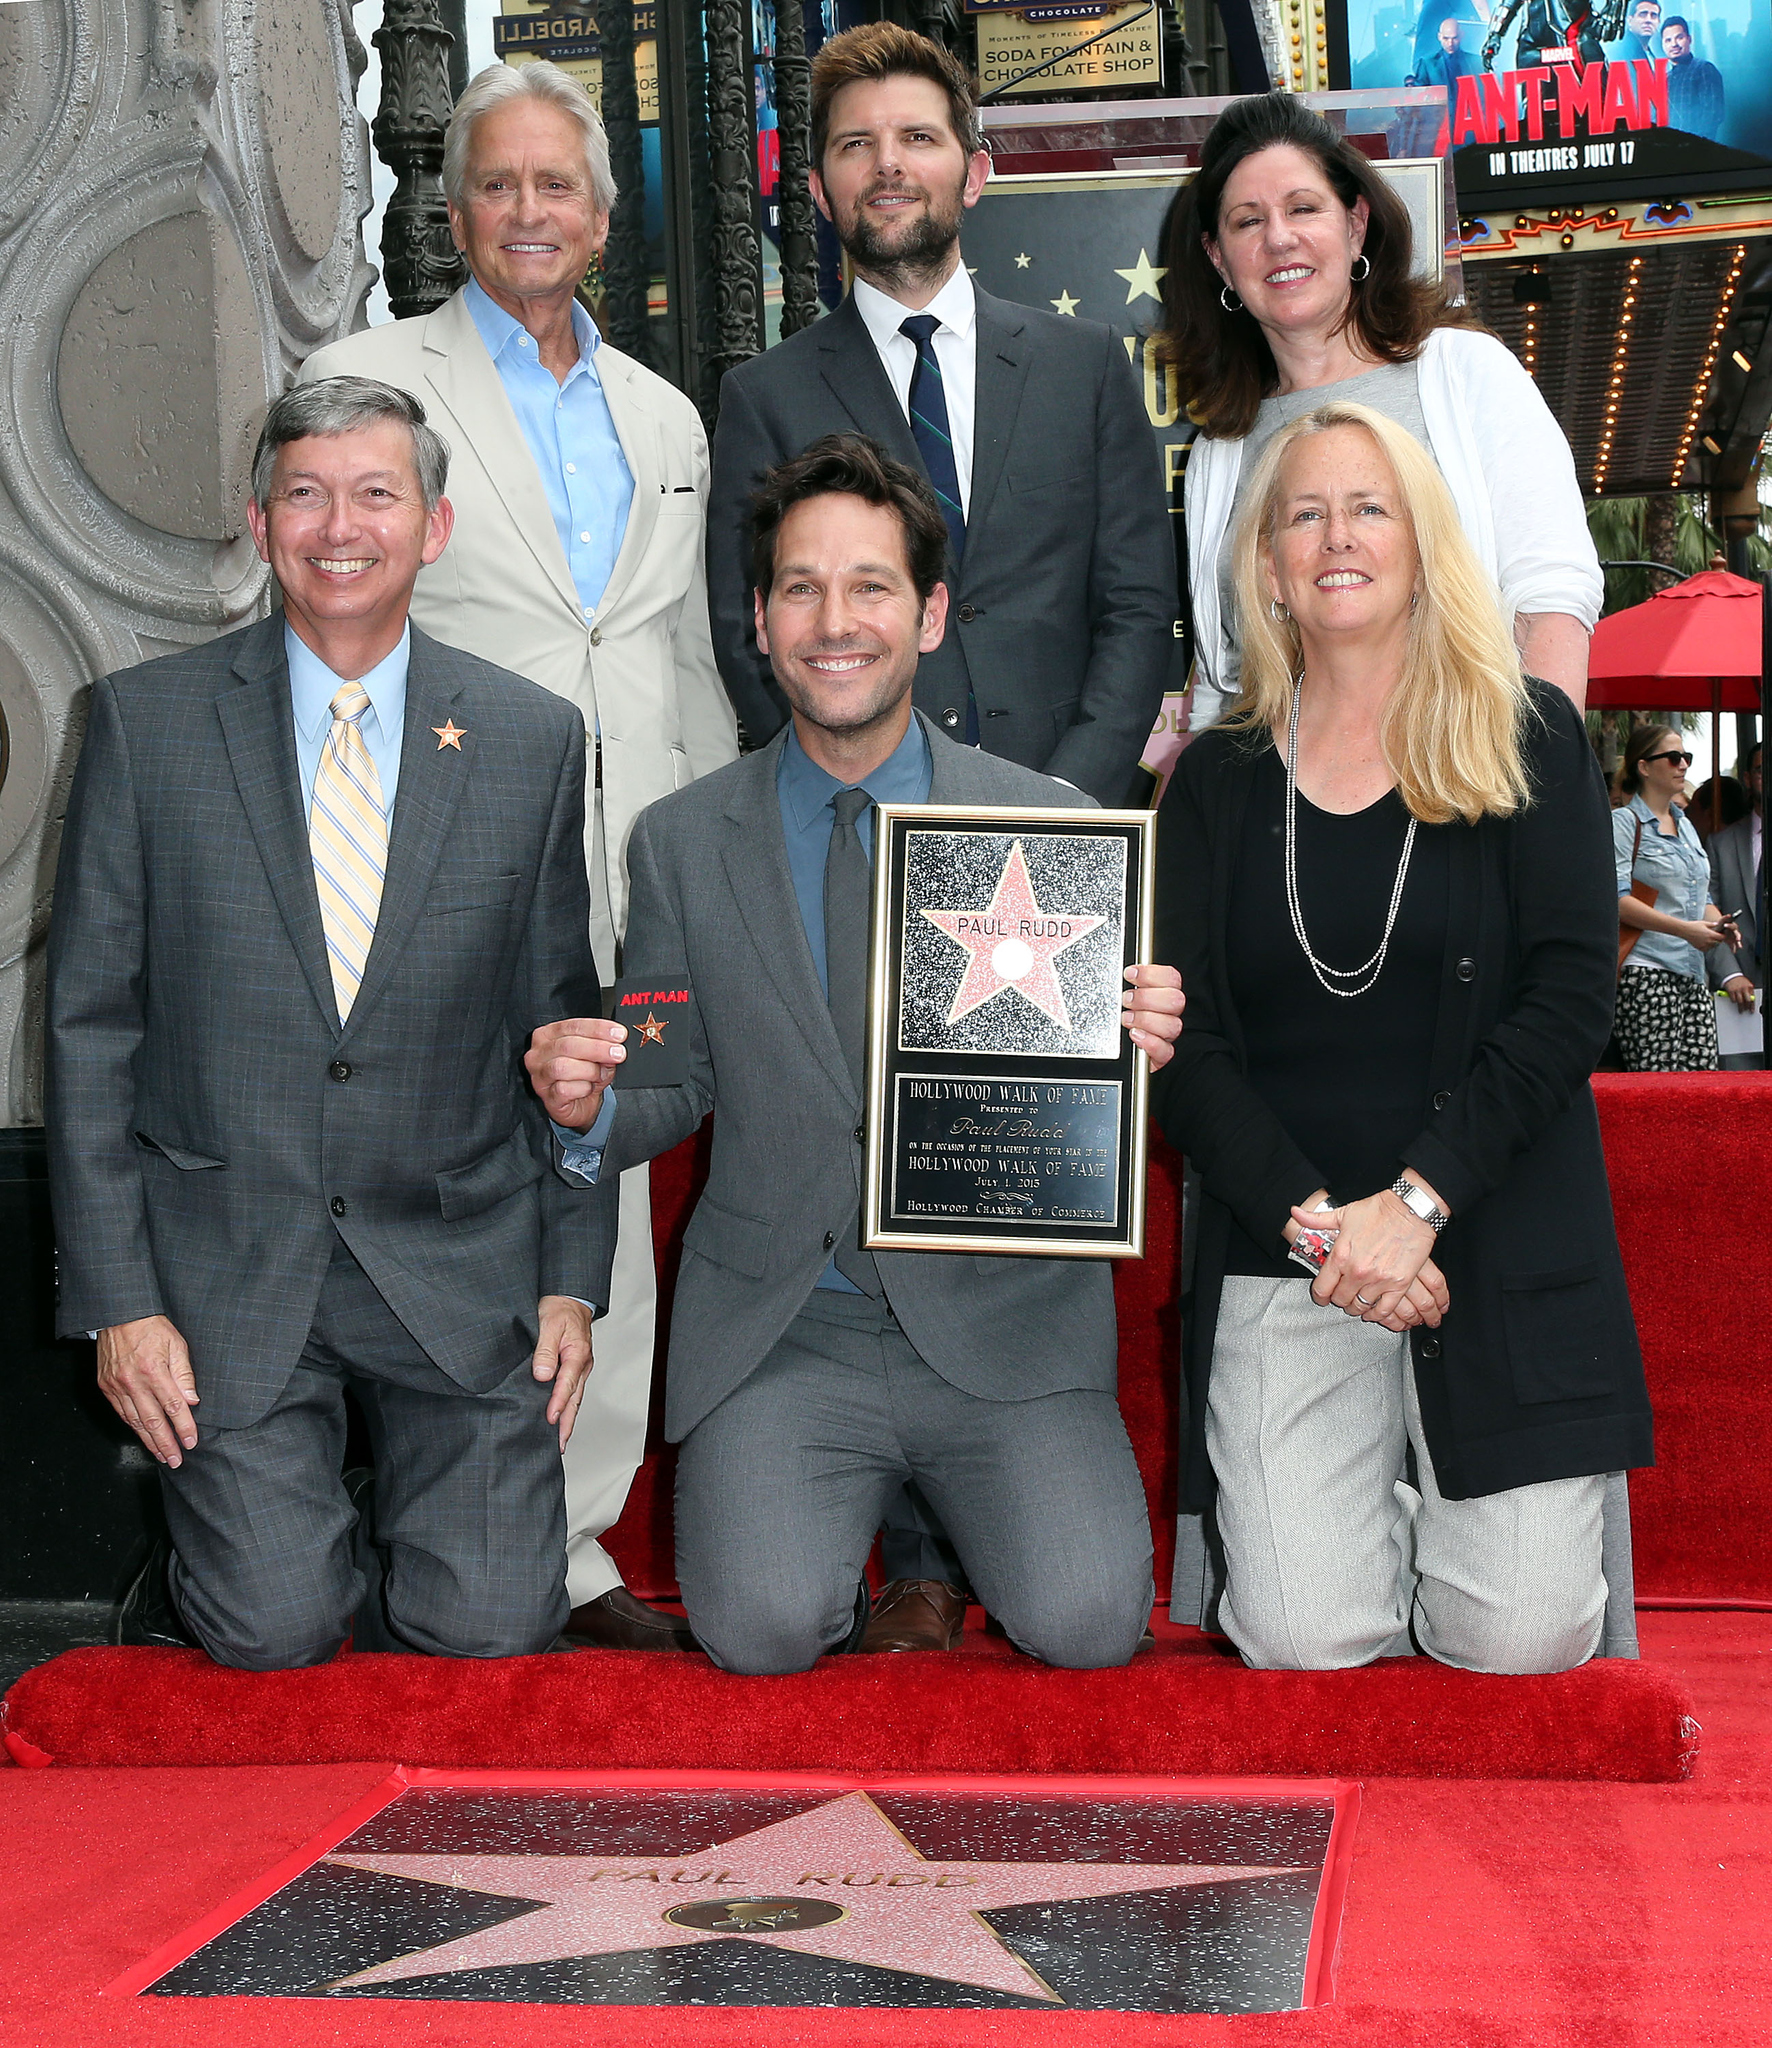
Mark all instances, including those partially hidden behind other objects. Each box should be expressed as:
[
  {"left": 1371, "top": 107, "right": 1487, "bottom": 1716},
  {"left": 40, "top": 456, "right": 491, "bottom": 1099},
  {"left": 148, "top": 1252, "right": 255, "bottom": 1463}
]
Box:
[
  {"left": 432, "top": 719, "right": 466, "bottom": 751},
  {"left": 637, "top": 1010, "right": 669, "bottom": 1047},
  {"left": 664, "top": 1895, "right": 847, "bottom": 1934}
]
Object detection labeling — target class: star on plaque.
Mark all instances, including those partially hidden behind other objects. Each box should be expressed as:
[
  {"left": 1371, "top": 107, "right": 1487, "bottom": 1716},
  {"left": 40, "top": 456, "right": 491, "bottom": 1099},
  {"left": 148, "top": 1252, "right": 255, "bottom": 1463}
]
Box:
[
  {"left": 323, "top": 1792, "right": 1304, "bottom": 2004},
  {"left": 432, "top": 720, "right": 466, "bottom": 751},
  {"left": 1014, "top": 251, "right": 1032, "bottom": 268},
  {"left": 920, "top": 839, "right": 1107, "bottom": 1031},
  {"left": 1114, "top": 247, "right": 1168, "bottom": 304},
  {"left": 637, "top": 1010, "right": 669, "bottom": 1047},
  {"left": 1050, "top": 289, "right": 1080, "bottom": 316}
]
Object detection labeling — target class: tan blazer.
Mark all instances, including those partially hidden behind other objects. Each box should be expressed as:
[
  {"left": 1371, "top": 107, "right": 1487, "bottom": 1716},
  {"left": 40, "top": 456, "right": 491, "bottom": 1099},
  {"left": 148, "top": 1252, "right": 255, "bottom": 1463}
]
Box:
[{"left": 301, "top": 290, "right": 738, "bottom": 963}]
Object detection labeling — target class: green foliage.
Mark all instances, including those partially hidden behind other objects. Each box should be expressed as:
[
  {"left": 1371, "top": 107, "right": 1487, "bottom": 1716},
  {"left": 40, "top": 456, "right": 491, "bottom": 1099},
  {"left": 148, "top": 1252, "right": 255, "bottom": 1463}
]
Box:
[{"left": 1585, "top": 493, "right": 1722, "bottom": 615}]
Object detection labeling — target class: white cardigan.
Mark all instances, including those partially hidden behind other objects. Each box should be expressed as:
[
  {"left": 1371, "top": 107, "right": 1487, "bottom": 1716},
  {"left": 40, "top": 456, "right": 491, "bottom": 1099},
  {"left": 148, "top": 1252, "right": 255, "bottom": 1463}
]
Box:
[{"left": 1184, "top": 326, "right": 1604, "bottom": 723}]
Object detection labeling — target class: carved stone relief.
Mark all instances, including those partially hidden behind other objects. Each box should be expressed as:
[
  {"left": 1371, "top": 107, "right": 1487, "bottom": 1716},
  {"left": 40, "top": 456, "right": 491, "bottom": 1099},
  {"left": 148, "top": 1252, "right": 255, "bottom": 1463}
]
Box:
[{"left": 0, "top": 0, "right": 375, "bottom": 1121}]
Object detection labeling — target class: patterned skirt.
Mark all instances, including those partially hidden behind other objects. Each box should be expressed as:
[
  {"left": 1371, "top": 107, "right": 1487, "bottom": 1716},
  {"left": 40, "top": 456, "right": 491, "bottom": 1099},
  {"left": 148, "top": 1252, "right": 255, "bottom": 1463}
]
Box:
[{"left": 1614, "top": 963, "right": 1720, "bottom": 1072}]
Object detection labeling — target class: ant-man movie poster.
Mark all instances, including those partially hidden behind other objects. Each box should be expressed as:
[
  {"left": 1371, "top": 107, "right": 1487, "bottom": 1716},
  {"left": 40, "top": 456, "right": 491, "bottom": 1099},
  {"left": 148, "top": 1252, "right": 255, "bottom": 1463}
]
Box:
[{"left": 1346, "top": 0, "right": 1772, "bottom": 202}]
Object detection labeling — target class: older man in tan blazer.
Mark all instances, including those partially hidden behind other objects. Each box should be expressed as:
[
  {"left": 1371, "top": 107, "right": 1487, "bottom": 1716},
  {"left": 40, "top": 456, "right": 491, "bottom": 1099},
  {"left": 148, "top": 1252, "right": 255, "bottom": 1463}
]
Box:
[{"left": 301, "top": 60, "right": 738, "bottom": 1650}]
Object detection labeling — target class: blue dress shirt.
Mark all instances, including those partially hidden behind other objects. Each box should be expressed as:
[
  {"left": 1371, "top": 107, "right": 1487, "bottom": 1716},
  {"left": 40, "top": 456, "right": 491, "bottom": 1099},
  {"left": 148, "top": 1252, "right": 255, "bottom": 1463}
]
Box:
[
  {"left": 556, "top": 719, "right": 933, "bottom": 1300},
  {"left": 779, "top": 717, "right": 932, "bottom": 1290},
  {"left": 777, "top": 717, "right": 933, "bottom": 997},
  {"left": 1615, "top": 793, "right": 1716, "bottom": 982},
  {"left": 463, "top": 277, "right": 634, "bottom": 621},
  {"left": 286, "top": 622, "right": 409, "bottom": 822}
]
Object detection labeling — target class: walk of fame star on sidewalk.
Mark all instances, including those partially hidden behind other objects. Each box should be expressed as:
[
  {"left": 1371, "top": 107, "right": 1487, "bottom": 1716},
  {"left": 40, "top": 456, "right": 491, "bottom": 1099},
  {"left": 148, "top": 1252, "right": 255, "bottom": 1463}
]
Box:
[
  {"left": 325, "top": 1792, "right": 1308, "bottom": 2003},
  {"left": 920, "top": 840, "right": 1107, "bottom": 1032}
]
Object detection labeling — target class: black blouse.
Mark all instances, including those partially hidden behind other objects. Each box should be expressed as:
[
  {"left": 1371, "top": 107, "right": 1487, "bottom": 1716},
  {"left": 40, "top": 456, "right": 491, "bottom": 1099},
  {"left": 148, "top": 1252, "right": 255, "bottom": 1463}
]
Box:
[
  {"left": 1149, "top": 683, "right": 1652, "bottom": 1503},
  {"left": 1224, "top": 746, "right": 1449, "bottom": 1277}
]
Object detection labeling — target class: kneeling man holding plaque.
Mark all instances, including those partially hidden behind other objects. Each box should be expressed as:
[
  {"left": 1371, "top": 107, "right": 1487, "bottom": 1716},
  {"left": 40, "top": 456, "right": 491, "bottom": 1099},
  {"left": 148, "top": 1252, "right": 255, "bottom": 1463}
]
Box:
[{"left": 529, "top": 435, "right": 1183, "bottom": 1674}]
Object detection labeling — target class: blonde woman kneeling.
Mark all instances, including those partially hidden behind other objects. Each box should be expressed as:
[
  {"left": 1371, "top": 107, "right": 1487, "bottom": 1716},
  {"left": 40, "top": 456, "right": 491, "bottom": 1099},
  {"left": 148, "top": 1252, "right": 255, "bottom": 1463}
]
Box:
[{"left": 1151, "top": 403, "right": 1652, "bottom": 1674}]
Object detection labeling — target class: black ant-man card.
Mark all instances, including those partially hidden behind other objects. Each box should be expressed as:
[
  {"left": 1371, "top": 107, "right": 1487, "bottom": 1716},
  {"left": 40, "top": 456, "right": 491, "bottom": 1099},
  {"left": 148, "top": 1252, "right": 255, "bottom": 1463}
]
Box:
[{"left": 611, "top": 977, "right": 693, "bottom": 1088}]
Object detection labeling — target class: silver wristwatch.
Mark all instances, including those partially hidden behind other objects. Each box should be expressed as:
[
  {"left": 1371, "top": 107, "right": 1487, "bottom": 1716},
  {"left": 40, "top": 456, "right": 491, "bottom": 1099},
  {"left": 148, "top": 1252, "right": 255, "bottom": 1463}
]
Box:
[{"left": 1392, "top": 1175, "right": 1448, "bottom": 1233}]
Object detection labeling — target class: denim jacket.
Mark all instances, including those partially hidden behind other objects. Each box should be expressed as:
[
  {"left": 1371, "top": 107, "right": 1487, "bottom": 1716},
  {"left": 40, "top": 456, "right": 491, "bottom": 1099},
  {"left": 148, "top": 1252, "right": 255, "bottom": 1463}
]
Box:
[{"left": 1614, "top": 793, "right": 1713, "bottom": 981}]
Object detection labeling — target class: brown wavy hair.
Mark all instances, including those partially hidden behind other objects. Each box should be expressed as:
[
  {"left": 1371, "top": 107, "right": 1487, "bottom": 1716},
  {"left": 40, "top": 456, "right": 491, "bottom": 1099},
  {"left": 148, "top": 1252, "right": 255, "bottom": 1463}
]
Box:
[
  {"left": 1157, "top": 93, "right": 1470, "bottom": 440},
  {"left": 750, "top": 433, "right": 949, "bottom": 604},
  {"left": 810, "top": 23, "right": 983, "bottom": 170}
]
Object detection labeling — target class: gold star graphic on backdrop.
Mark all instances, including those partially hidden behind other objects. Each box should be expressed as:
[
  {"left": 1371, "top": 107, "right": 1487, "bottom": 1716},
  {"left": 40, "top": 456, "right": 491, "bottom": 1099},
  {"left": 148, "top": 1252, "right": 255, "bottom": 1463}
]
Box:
[
  {"left": 1014, "top": 251, "right": 1032, "bottom": 268},
  {"left": 1114, "top": 248, "right": 1168, "bottom": 304},
  {"left": 1050, "top": 289, "right": 1080, "bottom": 316}
]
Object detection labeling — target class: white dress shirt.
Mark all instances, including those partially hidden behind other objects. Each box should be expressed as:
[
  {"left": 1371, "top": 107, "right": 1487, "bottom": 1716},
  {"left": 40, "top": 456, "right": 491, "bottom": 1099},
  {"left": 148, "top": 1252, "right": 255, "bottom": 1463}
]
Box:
[{"left": 851, "top": 266, "right": 978, "bottom": 515}]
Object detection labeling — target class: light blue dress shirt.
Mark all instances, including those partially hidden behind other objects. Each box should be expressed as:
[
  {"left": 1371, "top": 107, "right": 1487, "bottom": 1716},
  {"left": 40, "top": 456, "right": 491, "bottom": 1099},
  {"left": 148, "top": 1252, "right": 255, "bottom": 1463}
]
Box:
[
  {"left": 556, "top": 719, "right": 933, "bottom": 1300},
  {"left": 286, "top": 622, "right": 408, "bottom": 822},
  {"left": 462, "top": 276, "right": 634, "bottom": 621},
  {"left": 1615, "top": 793, "right": 1715, "bottom": 982}
]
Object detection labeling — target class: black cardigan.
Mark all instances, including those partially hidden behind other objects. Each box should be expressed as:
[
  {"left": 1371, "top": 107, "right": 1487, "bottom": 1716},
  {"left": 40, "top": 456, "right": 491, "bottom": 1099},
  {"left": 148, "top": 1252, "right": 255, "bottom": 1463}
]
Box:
[{"left": 1150, "top": 680, "right": 1654, "bottom": 1505}]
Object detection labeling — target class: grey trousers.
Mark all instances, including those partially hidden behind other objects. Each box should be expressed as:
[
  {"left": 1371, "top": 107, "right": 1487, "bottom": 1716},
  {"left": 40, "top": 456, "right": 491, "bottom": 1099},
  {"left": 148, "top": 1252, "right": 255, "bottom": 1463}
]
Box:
[
  {"left": 1203, "top": 1277, "right": 1609, "bottom": 1674},
  {"left": 674, "top": 1289, "right": 1154, "bottom": 1676},
  {"left": 162, "top": 1232, "right": 569, "bottom": 1670}
]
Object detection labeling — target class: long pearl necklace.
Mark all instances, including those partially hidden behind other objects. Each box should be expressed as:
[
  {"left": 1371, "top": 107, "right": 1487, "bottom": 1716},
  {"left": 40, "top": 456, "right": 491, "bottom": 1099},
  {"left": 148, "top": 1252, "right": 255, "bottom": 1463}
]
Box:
[{"left": 1283, "top": 681, "right": 1416, "bottom": 1000}]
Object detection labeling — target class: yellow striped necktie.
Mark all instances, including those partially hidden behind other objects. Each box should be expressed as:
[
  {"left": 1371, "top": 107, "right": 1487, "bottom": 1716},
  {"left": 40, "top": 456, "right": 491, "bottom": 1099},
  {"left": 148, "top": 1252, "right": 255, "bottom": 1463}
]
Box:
[{"left": 309, "top": 680, "right": 388, "bottom": 1022}]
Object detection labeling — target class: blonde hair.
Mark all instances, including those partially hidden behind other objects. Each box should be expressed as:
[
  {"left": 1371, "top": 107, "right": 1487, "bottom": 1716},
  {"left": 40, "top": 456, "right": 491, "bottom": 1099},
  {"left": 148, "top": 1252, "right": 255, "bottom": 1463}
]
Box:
[{"left": 1228, "top": 402, "right": 1530, "bottom": 826}]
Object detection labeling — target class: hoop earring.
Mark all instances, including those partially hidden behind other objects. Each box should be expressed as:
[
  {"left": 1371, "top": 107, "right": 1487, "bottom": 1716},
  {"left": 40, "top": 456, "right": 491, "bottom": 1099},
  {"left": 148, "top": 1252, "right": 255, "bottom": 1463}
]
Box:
[
  {"left": 1220, "top": 283, "right": 1243, "bottom": 313},
  {"left": 1350, "top": 254, "right": 1371, "bottom": 282},
  {"left": 1269, "top": 598, "right": 1290, "bottom": 624}
]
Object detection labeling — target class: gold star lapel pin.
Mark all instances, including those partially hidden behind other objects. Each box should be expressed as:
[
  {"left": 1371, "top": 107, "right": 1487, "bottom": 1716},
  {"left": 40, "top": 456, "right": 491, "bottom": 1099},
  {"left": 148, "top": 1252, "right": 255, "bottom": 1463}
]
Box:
[
  {"left": 432, "top": 719, "right": 466, "bottom": 751},
  {"left": 638, "top": 1010, "right": 669, "bottom": 1047}
]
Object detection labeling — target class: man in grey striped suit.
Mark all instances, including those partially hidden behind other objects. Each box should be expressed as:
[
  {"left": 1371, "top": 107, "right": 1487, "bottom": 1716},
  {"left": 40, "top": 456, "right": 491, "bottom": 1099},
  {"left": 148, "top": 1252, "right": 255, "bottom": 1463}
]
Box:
[{"left": 46, "top": 379, "right": 619, "bottom": 1669}]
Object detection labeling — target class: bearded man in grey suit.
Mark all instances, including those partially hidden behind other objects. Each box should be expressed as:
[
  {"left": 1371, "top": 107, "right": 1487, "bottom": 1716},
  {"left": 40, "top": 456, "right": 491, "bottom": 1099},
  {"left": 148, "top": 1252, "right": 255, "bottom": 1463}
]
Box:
[
  {"left": 46, "top": 379, "right": 618, "bottom": 1669},
  {"left": 528, "top": 436, "right": 1183, "bottom": 1675},
  {"left": 707, "top": 23, "right": 1176, "bottom": 806}
]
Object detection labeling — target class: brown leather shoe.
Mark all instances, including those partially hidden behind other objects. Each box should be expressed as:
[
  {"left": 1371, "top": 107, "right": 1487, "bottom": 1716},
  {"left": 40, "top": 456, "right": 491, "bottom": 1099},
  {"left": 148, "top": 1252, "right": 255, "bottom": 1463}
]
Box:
[
  {"left": 564, "top": 1587, "right": 697, "bottom": 1651},
  {"left": 859, "top": 1578, "right": 967, "bottom": 1653}
]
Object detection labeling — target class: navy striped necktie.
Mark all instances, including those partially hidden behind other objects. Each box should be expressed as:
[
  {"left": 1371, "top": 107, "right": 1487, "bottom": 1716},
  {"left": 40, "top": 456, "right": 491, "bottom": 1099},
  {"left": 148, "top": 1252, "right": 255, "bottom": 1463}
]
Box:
[
  {"left": 900, "top": 312, "right": 976, "bottom": 745},
  {"left": 899, "top": 313, "right": 966, "bottom": 565}
]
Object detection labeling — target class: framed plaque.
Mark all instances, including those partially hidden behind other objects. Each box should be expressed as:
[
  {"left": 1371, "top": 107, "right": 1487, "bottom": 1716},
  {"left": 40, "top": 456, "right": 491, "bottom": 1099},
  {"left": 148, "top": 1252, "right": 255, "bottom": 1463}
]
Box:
[{"left": 863, "top": 804, "right": 1155, "bottom": 1259}]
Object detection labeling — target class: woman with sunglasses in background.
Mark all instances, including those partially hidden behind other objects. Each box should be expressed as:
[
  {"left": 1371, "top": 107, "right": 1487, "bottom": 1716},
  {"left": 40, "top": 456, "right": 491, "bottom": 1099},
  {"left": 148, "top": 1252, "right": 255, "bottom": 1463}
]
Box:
[{"left": 1613, "top": 724, "right": 1751, "bottom": 1070}]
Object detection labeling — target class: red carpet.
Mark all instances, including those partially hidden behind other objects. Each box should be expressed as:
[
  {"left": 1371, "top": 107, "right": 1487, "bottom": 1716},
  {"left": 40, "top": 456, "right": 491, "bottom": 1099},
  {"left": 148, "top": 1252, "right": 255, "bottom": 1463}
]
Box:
[
  {"left": 1, "top": 1619, "right": 1695, "bottom": 1780},
  {"left": 606, "top": 1079, "right": 1772, "bottom": 1609},
  {"left": 0, "top": 1612, "right": 1762, "bottom": 2047},
  {"left": 1592, "top": 1074, "right": 1772, "bottom": 1602}
]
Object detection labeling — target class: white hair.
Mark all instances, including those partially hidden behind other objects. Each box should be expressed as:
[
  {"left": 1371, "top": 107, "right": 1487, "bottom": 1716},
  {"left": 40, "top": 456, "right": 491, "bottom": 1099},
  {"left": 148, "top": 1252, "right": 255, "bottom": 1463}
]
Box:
[{"left": 442, "top": 62, "right": 617, "bottom": 215}]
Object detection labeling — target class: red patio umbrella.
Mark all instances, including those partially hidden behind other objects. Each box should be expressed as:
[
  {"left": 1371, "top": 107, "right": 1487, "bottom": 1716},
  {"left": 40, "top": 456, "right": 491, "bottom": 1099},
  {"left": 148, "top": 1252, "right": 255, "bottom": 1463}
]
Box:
[{"left": 1587, "top": 569, "right": 1764, "bottom": 835}]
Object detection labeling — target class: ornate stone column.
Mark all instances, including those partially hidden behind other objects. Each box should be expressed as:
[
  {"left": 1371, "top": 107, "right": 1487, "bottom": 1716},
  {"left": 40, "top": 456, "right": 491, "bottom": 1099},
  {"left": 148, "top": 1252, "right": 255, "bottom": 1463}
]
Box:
[
  {"left": 373, "top": 0, "right": 467, "bottom": 318},
  {"left": 0, "top": 0, "right": 374, "bottom": 1120},
  {"left": 598, "top": 0, "right": 657, "bottom": 363},
  {"left": 702, "top": 0, "right": 764, "bottom": 393},
  {"left": 773, "top": 0, "right": 817, "bottom": 337}
]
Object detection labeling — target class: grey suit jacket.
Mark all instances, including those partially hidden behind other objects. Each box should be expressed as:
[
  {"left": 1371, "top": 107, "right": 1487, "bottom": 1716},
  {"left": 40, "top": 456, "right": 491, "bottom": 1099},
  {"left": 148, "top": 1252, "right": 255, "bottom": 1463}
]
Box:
[
  {"left": 46, "top": 615, "right": 619, "bottom": 1429},
  {"left": 602, "top": 713, "right": 1119, "bottom": 1442},
  {"left": 706, "top": 289, "right": 1177, "bottom": 806},
  {"left": 1708, "top": 814, "right": 1762, "bottom": 985}
]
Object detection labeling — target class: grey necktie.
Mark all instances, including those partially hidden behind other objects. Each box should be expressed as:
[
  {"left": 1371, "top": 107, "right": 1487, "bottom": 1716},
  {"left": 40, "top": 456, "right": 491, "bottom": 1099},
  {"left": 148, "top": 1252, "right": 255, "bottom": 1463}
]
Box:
[{"left": 824, "top": 787, "right": 882, "bottom": 1295}]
